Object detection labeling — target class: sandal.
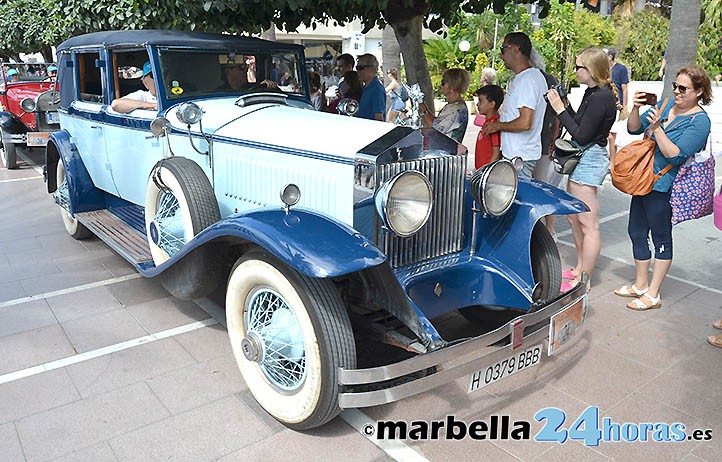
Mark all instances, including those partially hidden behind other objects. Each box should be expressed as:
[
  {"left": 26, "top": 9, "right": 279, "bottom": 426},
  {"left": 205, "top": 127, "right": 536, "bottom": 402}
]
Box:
[
  {"left": 713, "top": 319, "right": 722, "bottom": 330},
  {"left": 560, "top": 280, "right": 575, "bottom": 293},
  {"left": 614, "top": 284, "right": 648, "bottom": 298},
  {"left": 562, "top": 268, "right": 576, "bottom": 280},
  {"left": 626, "top": 293, "right": 662, "bottom": 311},
  {"left": 706, "top": 333, "right": 722, "bottom": 348}
]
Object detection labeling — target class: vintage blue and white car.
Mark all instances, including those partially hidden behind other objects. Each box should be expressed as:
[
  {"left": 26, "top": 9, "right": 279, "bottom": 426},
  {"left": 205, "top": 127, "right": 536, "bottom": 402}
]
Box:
[{"left": 46, "top": 30, "right": 589, "bottom": 430}]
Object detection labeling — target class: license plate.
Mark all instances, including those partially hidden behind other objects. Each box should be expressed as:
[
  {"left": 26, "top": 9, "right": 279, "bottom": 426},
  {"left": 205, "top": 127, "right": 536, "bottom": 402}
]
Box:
[
  {"left": 46, "top": 112, "right": 60, "bottom": 124},
  {"left": 26, "top": 132, "right": 51, "bottom": 146},
  {"left": 468, "top": 344, "right": 542, "bottom": 393},
  {"left": 548, "top": 297, "right": 587, "bottom": 356}
]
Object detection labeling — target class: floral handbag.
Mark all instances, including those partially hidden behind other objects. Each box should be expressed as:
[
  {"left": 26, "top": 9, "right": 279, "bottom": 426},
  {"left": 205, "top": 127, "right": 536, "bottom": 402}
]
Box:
[{"left": 670, "top": 155, "right": 716, "bottom": 225}]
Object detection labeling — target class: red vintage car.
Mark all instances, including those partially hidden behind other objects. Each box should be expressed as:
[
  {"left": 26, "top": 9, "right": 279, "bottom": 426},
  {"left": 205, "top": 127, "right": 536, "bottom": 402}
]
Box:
[{"left": 0, "top": 63, "right": 60, "bottom": 169}]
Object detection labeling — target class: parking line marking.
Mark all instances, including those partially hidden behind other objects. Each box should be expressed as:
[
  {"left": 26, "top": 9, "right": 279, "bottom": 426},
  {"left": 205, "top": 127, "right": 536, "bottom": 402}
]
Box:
[
  {"left": 15, "top": 150, "right": 44, "bottom": 175},
  {"left": 0, "top": 273, "right": 142, "bottom": 309},
  {"left": 557, "top": 210, "right": 629, "bottom": 238},
  {"left": 0, "top": 176, "right": 43, "bottom": 183},
  {"left": 341, "top": 409, "right": 430, "bottom": 462},
  {"left": 556, "top": 239, "right": 722, "bottom": 295},
  {"left": 0, "top": 318, "right": 218, "bottom": 386}
]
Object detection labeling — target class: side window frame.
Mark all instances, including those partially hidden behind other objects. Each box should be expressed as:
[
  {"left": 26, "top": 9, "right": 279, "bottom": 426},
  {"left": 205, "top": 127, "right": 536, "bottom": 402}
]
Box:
[{"left": 74, "top": 50, "right": 105, "bottom": 105}]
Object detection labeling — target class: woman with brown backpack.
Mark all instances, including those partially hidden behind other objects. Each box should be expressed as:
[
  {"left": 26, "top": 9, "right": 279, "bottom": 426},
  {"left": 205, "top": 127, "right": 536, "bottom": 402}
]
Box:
[{"left": 614, "top": 66, "right": 712, "bottom": 311}]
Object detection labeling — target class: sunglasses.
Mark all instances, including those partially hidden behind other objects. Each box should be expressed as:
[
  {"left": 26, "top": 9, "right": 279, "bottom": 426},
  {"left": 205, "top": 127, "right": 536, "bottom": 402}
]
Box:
[
  {"left": 500, "top": 45, "right": 513, "bottom": 54},
  {"left": 672, "top": 83, "right": 690, "bottom": 93},
  {"left": 356, "top": 64, "right": 372, "bottom": 71},
  {"left": 574, "top": 65, "right": 587, "bottom": 71}
]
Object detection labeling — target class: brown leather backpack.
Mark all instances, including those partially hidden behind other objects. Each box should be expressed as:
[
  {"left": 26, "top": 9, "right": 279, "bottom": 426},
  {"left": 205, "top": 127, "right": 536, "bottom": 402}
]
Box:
[{"left": 611, "top": 98, "right": 677, "bottom": 196}]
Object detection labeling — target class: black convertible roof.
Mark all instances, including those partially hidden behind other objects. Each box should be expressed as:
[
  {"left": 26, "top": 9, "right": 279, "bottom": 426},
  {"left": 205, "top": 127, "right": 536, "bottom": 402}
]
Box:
[{"left": 57, "top": 30, "right": 304, "bottom": 52}]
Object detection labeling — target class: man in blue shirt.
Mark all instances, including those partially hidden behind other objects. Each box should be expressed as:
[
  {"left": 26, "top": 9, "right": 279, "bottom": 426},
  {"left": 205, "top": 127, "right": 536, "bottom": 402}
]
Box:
[{"left": 356, "top": 54, "right": 385, "bottom": 121}]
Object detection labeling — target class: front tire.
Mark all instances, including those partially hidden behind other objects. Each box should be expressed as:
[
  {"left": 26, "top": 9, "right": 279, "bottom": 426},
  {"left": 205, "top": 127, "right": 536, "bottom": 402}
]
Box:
[
  {"left": 226, "top": 251, "right": 356, "bottom": 430},
  {"left": 1, "top": 127, "right": 17, "bottom": 169},
  {"left": 56, "top": 160, "right": 91, "bottom": 239}
]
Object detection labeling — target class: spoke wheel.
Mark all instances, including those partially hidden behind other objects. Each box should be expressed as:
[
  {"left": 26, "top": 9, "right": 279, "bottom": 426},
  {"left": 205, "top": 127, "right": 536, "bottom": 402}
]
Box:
[
  {"left": 226, "top": 251, "right": 356, "bottom": 430},
  {"left": 144, "top": 157, "right": 220, "bottom": 266},
  {"left": 56, "top": 160, "right": 91, "bottom": 239}
]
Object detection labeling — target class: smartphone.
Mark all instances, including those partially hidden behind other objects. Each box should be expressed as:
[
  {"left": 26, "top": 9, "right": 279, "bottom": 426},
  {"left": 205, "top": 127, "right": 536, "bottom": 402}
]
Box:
[{"left": 642, "top": 92, "right": 657, "bottom": 106}]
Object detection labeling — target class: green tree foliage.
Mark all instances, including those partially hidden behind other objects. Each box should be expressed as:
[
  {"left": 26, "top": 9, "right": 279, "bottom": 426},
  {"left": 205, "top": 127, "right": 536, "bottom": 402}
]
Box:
[{"left": 614, "top": 9, "right": 669, "bottom": 81}]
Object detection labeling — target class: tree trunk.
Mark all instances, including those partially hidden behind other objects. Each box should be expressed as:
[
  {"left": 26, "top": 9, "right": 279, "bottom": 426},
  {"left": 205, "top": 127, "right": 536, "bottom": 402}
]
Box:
[
  {"left": 381, "top": 25, "right": 402, "bottom": 86},
  {"left": 41, "top": 46, "right": 54, "bottom": 63},
  {"left": 634, "top": 0, "right": 646, "bottom": 12},
  {"left": 389, "top": 15, "right": 435, "bottom": 112},
  {"left": 662, "top": 0, "right": 701, "bottom": 98}
]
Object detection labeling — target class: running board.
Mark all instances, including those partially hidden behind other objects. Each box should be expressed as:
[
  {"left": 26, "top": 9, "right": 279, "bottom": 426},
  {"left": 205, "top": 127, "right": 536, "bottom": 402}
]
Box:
[{"left": 75, "top": 209, "right": 153, "bottom": 265}]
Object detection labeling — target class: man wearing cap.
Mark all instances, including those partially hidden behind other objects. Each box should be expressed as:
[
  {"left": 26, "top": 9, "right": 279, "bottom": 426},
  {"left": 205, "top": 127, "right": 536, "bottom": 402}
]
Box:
[
  {"left": 6, "top": 69, "right": 20, "bottom": 82},
  {"left": 45, "top": 65, "right": 58, "bottom": 81},
  {"left": 110, "top": 61, "right": 157, "bottom": 113}
]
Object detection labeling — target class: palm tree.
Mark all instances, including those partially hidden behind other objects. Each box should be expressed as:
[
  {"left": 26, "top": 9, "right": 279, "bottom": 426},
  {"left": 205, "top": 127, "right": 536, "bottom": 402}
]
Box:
[
  {"left": 663, "top": 0, "right": 702, "bottom": 97},
  {"left": 382, "top": 25, "right": 402, "bottom": 85}
]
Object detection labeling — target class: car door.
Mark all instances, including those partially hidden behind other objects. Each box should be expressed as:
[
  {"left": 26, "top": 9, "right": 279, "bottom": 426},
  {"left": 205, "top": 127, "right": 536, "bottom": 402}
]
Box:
[
  {"left": 103, "top": 50, "right": 166, "bottom": 206},
  {"left": 65, "top": 50, "right": 119, "bottom": 196}
]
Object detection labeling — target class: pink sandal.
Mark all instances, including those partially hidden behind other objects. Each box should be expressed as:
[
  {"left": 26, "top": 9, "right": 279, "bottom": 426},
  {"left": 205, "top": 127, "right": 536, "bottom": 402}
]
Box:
[{"left": 562, "top": 268, "right": 576, "bottom": 280}]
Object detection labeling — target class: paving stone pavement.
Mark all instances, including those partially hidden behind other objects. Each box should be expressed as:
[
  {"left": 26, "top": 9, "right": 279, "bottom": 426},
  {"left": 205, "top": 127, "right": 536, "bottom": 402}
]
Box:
[{"left": 1, "top": 97, "right": 721, "bottom": 461}]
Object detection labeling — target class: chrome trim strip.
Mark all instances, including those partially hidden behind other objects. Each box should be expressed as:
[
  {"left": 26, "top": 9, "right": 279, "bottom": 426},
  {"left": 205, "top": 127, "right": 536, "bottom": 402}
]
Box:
[{"left": 337, "top": 283, "right": 587, "bottom": 408}]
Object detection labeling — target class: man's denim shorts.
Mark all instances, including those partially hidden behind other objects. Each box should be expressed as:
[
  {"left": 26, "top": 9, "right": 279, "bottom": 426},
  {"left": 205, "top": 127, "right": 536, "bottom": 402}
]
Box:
[{"left": 570, "top": 144, "right": 610, "bottom": 187}]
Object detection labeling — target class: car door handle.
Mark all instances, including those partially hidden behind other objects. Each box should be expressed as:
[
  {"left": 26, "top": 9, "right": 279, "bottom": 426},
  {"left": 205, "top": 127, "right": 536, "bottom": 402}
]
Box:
[{"left": 90, "top": 125, "right": 102, "bottom": 129}]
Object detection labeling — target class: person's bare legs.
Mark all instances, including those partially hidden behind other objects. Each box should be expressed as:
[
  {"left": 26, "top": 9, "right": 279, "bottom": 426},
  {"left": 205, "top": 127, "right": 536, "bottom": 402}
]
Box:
[
  {"left": 387, "top": 109, "right": 400, "bottom": 124},
  {"left": 633, "top": 259, "right": 651, "bottom": 291},
  {"left": 544, "top": 215, "right": 556, "bottom": 241},
  {"left": 566, "top": 213, "right": 583, "bottom": 276},
  {"left": 567, "top": 180, "right": 601, "bottom": 290},
  {"left": 608, "top": 132, "right": 617, "bottom": 158},
  {"left": 646, "top": 258, "right": 672, "bottom": 299}
]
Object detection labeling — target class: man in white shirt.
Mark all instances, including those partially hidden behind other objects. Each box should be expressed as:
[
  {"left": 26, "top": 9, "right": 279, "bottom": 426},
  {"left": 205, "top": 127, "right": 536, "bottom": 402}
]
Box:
[
  {"left": 484, "top": 32, "right": 548, "bottom": 177},
  {"left": 110, "top": 61, "right": 157, "bottom": 113}
]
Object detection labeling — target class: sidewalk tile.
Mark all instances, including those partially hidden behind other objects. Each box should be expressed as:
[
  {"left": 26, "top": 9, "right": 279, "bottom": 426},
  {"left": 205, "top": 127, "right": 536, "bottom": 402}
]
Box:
[
  {"left": 47, "top": 285, "right": 124, "bottom": 324},
  {"left": 66, "top": 337, "right": 196, "bottom": 398},
  {"left": 61, "top": 308, "right": 148, "bottom": 353},
  {"left": 0, "top": 299, "right": 57, "bottom": 338},
  {"left": 106, "top": 278, "right": 169, "bottom": 307},
  {"left": 174, "top": 323, "right": 233, "bottom": 362},
  {"left": 51, "top": 442, "right": 118, "bottom": 462},
  {"left": 0, "top": 369, "right": 79, "bottom": 425},
  {"left": 20, "top": 269, "right": 115, "bottom": 296},
  {"left": 532, "top": 441, "right": 612, "bottom": 461},
  {"left": 15, "top": 382, "right": 169, "bottom": 462},
  {"left": 109, "top": 396, "right": 274, "bottom": 462},
  {"left": 0, "top": 423, "right": 24, "bottom": 462},
  {"left": 546, "top": 346, "right": 659, "bottom": 412},
  {"left": 595, "top": 393, "right": 710, "bottom": 461},
  {"left": 0, "top": 324, "right": 75, "bottom": 375},
  {"left": 146, "top": 354, "right": 245, "bottom": 415},
  {"left": 640, "top": 349, "right": 722, "bottom": 426},
  {"left": 126, "top": 296, "right": 211, "bottom": 332},
  {"left": 218, "top": 418, "right": 385, "bottom": 462},
  {"left": 0, "top": 281, "right": 26, "bottom": 303},
  {"left": 416, "top": 438, "right": 520, "bottom": 462}
]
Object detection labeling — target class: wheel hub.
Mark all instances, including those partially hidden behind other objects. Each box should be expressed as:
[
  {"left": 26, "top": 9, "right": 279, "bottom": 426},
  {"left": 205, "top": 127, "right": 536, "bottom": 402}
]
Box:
[
  {"left": 149, "top": 221, "right": 160, "bottom": 245},
  {"left": 241, "top": 331, "right": 264, "bottom": 363}
]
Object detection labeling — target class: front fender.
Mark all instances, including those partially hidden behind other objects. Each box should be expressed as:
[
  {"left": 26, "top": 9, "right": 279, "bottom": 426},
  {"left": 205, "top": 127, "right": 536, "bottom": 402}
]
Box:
[
  {"left": 515, "top": 177, "right": 589, "bottom": 219},
  {"left": 144, "top": 207, "right": 387, "bottom": 279},
  {"left": 46, "top": 131, "right": 106, "bottom": 215}
]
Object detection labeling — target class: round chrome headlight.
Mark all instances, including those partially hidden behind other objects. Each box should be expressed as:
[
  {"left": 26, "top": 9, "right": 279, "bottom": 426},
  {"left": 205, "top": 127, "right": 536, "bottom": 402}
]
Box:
[
  {"left": 336, "top": 98, "right": 359, "bottom": 116},
  {"left": 20, "top": 97, "right": 36, "bottom": 113},
  {"left": 470, "top": 159, "right": 518, "bottom": 217},
  {"left": 375, "top": 171, "right": 433, "bottom": 237},
  {"left": 280, "top": 183, "right": 301, "bottom": 207},
  {"left": 176, "top": 102, "right": 203, "bottom": 125}
]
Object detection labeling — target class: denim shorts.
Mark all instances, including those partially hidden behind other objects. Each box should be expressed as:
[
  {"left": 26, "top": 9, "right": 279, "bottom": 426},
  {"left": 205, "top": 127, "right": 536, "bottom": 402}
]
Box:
[{"left": 569, "top": 143, "right": 610, "bottom": 187}]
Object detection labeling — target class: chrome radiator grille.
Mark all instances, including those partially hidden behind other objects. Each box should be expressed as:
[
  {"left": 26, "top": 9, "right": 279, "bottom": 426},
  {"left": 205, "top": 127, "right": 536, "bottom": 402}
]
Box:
[{"left": 378, "top": 154, "right": 466, "bottom": 267}]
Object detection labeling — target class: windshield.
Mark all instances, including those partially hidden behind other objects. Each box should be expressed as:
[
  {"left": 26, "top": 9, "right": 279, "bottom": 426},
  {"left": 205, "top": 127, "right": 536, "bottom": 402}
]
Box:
[
  {"left": 157, "top": 49, "right": 307, "bottom": 100},
  {"left": 2, "top": 63, "right": 56, "bottom": 84}
]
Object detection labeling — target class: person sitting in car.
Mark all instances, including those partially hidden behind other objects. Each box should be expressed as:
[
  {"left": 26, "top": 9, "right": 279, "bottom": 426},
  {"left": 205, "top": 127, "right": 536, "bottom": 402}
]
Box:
[
  {"left": 217, "top": 55, "right": 276, "bottom": 92},
  {"left": 110, "top": 61, "right": 157, "bottom": 113},
  {"left": 6, "top": 69, "right": 20, "bottom": 82}
]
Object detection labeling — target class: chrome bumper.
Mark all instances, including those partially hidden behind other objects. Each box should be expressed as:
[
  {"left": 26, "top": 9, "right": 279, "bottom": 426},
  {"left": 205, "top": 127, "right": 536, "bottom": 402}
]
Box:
[{"left": 338, "top": 281, "right": 588, "bottom": 408}]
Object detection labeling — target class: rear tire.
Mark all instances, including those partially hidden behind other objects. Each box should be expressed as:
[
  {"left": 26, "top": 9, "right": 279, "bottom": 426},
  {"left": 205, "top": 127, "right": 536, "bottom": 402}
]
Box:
[
  {"left": 56, "top": 160, "right": 91, "bottom": 239},
  {"left": 1, "top": 127, "right": 17, "bottom": 169}
]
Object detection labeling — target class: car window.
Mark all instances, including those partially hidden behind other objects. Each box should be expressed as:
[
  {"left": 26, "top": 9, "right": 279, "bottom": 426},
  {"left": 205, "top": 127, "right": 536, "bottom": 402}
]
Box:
[
  {"left": 157, "top": 48, "right": 307, "bottom": 99},
  {"left": 76, "top": 52, "right": 103, "bottom": 104}
]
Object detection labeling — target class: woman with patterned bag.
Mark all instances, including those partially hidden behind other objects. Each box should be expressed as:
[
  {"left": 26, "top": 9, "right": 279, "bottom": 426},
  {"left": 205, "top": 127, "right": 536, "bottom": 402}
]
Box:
[{"left": 615, "top": 66, "right": 712, "bottom": 311}]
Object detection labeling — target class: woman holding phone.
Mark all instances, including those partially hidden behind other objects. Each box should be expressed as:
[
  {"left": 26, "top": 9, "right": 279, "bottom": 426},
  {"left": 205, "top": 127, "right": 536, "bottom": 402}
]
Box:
[
  {"left": 546, "top": 47, "right": 621, "bottom": 293},
  {"left": 615, "top": 66, "right": 712, "bottom": 310}
]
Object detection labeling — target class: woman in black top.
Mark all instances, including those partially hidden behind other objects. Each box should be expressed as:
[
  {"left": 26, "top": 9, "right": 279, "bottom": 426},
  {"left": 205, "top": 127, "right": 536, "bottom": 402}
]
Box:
[{"left": 545, "top": 47, "right": 621, "bottom": 293}]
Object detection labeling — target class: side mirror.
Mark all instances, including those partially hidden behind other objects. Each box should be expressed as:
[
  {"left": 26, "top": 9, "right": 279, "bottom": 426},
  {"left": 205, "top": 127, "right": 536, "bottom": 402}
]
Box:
[{"left": 150, "top": 117, "right": 170, "bottom": 137}]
